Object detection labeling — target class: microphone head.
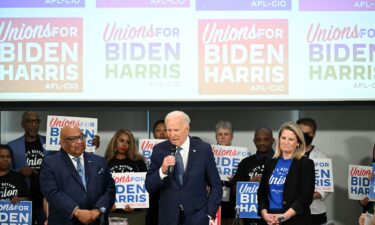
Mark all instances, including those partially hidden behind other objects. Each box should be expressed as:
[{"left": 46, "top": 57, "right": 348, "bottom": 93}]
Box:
[{"left": 100, "top": 207, "right": 106, "bottom": 213}]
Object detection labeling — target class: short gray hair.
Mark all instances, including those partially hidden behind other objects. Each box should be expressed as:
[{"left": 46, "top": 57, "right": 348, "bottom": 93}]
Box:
[
  {"left": 215, "top": 120, "right": 233, "bottom": 133},
  {"left": 165, "top": 111, "right": 190, "bottom": 125}
]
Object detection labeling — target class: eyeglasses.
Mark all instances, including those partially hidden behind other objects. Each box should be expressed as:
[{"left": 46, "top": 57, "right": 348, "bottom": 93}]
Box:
[{"left": 64, "top": 134, "right": 85, "bottom": 143}]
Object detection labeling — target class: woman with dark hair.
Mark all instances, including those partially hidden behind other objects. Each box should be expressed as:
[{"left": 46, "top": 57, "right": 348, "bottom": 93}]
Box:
[
  {"left": 257, "top": 122, "right": 315, "bottom": 225},
  {"left": 0, "top": 144, "right": 30, "bottom": 203},
  {"left": 105, "top": 129, "right": 147, "bottom": 224}
]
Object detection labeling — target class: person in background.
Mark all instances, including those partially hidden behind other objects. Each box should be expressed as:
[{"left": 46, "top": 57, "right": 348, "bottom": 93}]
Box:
[
  {"left": 359, "top": 144, "right": 375, "bottom": 225},
  {"left": 145, "top": 111, "right": 222, "bottom": 225},
  {"left": 153, "top": 119, "right": 167, "bottom": 139},
  {"left": 215, "top": 120, "right": 236, "bottom": 225},
  {"left": 92, "top": 135, "right": 101, "bottom": 150},
  {"left": 0, "top": 144, "right": 30, "bottom": 203},
  {"left": 146, "top": 119, "right": 167, "bottom": 225},
  {"left": 105, "top": 129, "right": 147, "bottom": 225},
  {"left": 232, "top": 127, "right": 275, "bottom": 225},
  {"left": 257, "top": 122, "right": 315, "bottom": 225},
  {"left": 7, "top": 111, "right": 48, "bottom": 225},
  {"left": 215, "top": 120, "right": 234, "bottom": 146},
  {"left": 39, "top": 125, "right": 115, "bottom": 225},
  {"left": 297, "top": 118, "right": 330, "bottom": 225}
]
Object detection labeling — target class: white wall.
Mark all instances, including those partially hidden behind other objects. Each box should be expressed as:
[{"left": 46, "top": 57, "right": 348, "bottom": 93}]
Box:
[{"left": 1, "top": 109, "right": 374, "bottom": 225}]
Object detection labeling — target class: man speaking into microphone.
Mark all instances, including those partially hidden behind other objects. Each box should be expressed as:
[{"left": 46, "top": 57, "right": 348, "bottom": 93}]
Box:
[{"left": 145, "top": 111, "right": 222, "bottom": 225}]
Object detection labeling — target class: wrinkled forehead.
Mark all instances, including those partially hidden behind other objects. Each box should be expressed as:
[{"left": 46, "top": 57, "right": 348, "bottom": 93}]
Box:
[{"left": 60, "top": 126, "right": 81, "bottom": 138}]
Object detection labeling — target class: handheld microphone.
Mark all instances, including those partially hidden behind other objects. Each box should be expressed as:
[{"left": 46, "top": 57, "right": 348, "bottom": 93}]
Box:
[
  {"left": 168, "top": 145, "right": 177, "bottom": 174},
  {"left": 99, "top": 207, "right": 106, "bottom": 225}
]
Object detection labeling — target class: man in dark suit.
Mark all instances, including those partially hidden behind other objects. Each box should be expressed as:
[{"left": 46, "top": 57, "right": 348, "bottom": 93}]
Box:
[
  {"left": 40, "top": 125, "right": 115, "bottom": 225},
  {"left": 145, "top": 111, "right": 222, "bottom": 225}
]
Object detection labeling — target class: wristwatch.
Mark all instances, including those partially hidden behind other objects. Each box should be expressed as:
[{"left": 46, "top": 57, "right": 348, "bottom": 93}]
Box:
[{"left": 278, "top": 215, "right": 286, "bottom": 223}]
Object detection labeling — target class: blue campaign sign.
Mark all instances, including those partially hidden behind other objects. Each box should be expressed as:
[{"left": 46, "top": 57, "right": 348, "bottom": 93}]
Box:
[
  {"left": 369, "top": 163, "right": 375, "bottom": 198},
  {"left": 236, "top": 182, "right": 260, "bottom": 219},
  {"left": 0, "top": 200, "right": 32, "bottom": 225}
]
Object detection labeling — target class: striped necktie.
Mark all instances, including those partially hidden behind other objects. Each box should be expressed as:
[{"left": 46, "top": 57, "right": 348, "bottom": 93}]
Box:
[
  {"left": 73, "top": 157, "right": 86, "bottom": 190},
  {"left": 174, "top": 147, "right": 184, "bottom": 185}
]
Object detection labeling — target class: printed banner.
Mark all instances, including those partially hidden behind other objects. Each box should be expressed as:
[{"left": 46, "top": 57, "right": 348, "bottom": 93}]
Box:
[
  {"left": 300, "top": 0, "right": 375, "bottom": 11},
  {"left": 0, "top": 201, "right": 32, "bottom": 225},
  {"left": 113, "top": 172, "right": 149, "bottom": 209},
  {"left": 314, "top": 158, "right": 334, "bottom": 192},
  {"left": 101, "top": 21, "right": 185, "bottom": 94},
  {"left": 369, "top": 163, "right": 375, "bottom": 198},
  {"left": 348, "top": 165, "right": 371, "bottom": 200},
  {"left": 197, "top": 0, "right": 291, "bottom": 10},
  {"left": 236, "top": 182, "right": 260, "bottom": 219},
  {"left": 211, "top": 145, "right": 250, "bottom": 181},
  {"left": 198, "top": 19, "right": 289, "bottom": 95},
  {"left": 138, "top": 139, "right": 166, "bottom": 168},
  {"left": 46, "top": 115, "right": 98, "bottom": 152},
  {"left": 0, "top": 18, "right": 83, "bottom": 92},
  {"left": 96, "top": 0, "right": 189, "bottom": 8},
  {"left": 0, "top": 0, "right": 85, "bottom": 8},
  {"left": 304, "top": 21, "right": 375, "bottom": 97}
]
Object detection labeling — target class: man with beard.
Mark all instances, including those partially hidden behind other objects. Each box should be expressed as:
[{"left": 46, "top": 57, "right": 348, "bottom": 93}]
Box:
[{"left": 232, "top": 127, "right": 275, "bottom": 225}]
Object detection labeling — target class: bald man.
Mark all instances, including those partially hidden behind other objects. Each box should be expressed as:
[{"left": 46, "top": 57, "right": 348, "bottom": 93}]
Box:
[
  {"left": 232, "top": 127, "right": 275, "bottom": 225},
  {"left": 40, "top": 126, "right": 115, "bottom": 225}
]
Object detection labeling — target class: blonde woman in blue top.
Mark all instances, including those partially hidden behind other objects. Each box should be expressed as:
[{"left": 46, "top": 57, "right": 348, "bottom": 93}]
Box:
[{"left": 257, "top": 122, "right": 315, "bottom": 225}]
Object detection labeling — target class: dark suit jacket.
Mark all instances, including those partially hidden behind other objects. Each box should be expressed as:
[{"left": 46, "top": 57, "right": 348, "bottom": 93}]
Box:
[
  {"left": 145, "top": 137, "right": 222, "bottom": 225},
  {"left": 257, "top": 156, "right": 315, "bottom": 225},
  {"left": 39, "top": 150, "right": 115, "bottom": 225}
]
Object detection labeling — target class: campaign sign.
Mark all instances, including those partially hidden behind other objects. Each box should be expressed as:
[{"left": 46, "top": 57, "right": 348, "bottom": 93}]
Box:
[
  {"left": 212, "top": 145, "right": 250, "bottom": 181},
  {"left": 369, "top": 164, "right": 375, "bottom": 199},
  {"left": 0, "top": 0, "right": 85, "bottom": 7},
  {"left": 0, "top": 200, "right": 32, "bottom": 225},
  {"left": 236, "top": 182, "right": 260, "bottom": 218},
  {"left": 314, "top": 158, "right": 334, "bottom": 192},
  {"left": 299, "top": 0, "right": 375, "bottom": 11},
  {"left": 138, "top": 139, "right": 166, "bottom": 168},
  {"left": 348, "top": 165, "right": 372, "bottom": 200},
  {"left": 196, "top": 0, "right": 291, "bottom": 10},
  {"left": 113, "top": 172, "right": 149, "bottom": 209},
  {"left": 209, "top": 207, "right": 221, "bottom": 225},
  {"left": 46, "top": 115, "right": 98, "bottom": 152}
]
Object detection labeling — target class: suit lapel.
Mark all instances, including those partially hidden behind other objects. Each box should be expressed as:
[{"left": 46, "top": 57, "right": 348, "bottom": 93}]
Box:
[
  {"left": 61, "top": 150, "right": 86, "bottom": 191},
  {"left": 84, "top": 152, "right": 92, "bottom": 187},
  {"left": 183, "top": 139, "right": 197, "bottom": 185}
]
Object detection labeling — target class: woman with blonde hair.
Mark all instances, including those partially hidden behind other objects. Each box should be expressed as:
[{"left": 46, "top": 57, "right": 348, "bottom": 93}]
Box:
[{"left": 257, "top": 122, "right": 315, "bottom": 225}]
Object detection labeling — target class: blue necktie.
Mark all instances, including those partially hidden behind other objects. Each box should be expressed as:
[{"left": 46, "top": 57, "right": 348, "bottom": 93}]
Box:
[
  {"left": 74, "top": 157, "right": 86, "bottom": 190},
  {"left": 175, "top": 147, "right": 184, "bottom": 185}
]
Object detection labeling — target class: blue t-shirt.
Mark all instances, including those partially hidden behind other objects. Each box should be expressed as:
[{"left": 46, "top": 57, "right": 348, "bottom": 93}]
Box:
[{"left": 268, "top": 158, "right": 292, "bottom": 210}]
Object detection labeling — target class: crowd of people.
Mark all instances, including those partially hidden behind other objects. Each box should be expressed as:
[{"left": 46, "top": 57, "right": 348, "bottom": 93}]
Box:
[{"left": 0, "top": 110, "right": 373, "bottom": 225}]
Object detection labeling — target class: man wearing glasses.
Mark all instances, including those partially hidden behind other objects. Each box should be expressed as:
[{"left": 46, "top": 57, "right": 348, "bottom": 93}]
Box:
[
  {"left": 40, "top": 125, "right": 115, "bottom": 225},
  {"left": 8, "top": 111, "right": 48, "bottom": 225}
]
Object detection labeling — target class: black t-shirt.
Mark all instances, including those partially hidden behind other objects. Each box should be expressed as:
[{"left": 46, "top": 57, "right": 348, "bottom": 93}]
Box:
[
  {"left": 25, "top": 139, "right": 44, "bottom": 208},
  {"left": 0, "top": 170, "right": 30, "bottom": 200},
  {"left": 233, "top": 154, "right": 272, "bottom": 182},
  {"left": 108, "top": 157, "right": 147, "bottom": 173}
]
